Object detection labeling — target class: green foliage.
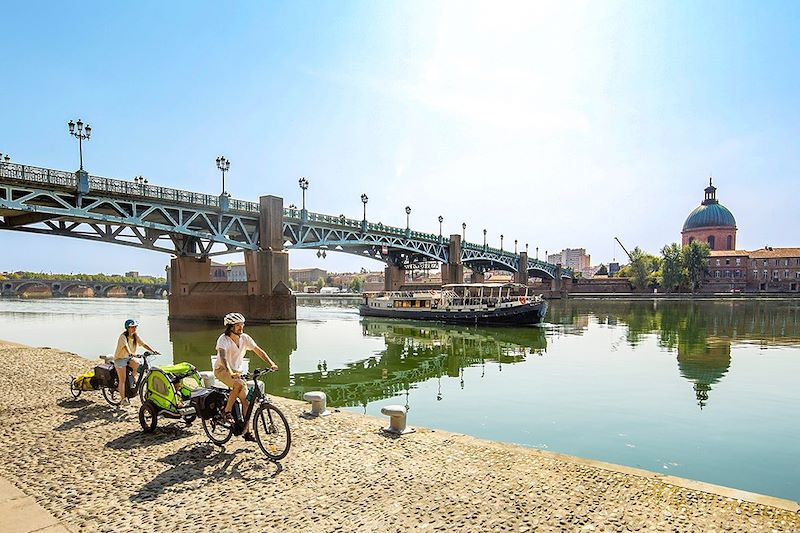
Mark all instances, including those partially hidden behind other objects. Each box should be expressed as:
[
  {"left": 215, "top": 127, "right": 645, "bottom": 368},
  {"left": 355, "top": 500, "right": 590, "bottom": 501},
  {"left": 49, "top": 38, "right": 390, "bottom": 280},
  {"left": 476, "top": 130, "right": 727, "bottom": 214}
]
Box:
[
  {"left": 595, "top": 264, "right": 608, "bottom": 276},
  {"left": 629, "top": 247, "right": 661, "bottom": 290},
  {"left": 9, "top": 271, "right": 166, "bottom": 284},
  {"left": 682, "top": 241, "right": 710, "bottom": 292},
  {"left": 348, "top": 275, "right": 365, "bottom": 293},
  {"left": 316, "top": 276, "right": 326, "bottom": 289},
  {"left": 659, "top": 243, "right": 684, "bottom": 293}
]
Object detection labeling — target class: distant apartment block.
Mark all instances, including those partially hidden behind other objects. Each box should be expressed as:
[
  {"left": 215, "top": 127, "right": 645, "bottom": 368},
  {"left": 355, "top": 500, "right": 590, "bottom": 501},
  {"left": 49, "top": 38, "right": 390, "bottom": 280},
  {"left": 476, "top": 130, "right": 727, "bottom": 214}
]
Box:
[
  {"left": 547, "top": 248, "right": 591, "bottom": 272},
  {"left": 290, "top": 268, "right": 328, "bottom": 284}
]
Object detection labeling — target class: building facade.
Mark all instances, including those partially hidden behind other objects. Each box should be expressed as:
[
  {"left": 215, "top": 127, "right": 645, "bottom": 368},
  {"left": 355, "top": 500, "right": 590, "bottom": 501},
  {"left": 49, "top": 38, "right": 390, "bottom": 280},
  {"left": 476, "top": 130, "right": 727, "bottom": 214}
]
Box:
[
  {"left": 705, "top": 248, "right": 800, "bottom": 292},
  {"left": 547, "top": 248, "right": 591, "bottom": 271}
]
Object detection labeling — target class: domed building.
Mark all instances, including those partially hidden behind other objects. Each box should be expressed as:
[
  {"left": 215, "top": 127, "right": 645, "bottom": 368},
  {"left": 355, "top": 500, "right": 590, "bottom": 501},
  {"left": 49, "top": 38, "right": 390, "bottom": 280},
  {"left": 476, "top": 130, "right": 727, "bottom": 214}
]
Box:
[{"left": 681, "top": 178, "right": 737, "bottom": 250}]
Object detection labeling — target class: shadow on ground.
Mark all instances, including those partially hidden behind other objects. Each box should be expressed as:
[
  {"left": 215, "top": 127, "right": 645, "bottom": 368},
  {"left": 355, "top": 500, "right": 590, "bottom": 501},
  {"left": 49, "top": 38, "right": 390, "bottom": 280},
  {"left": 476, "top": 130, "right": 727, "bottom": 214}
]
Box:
[{"left": 130, "top": 442, "right": 283, "bottom": 502}]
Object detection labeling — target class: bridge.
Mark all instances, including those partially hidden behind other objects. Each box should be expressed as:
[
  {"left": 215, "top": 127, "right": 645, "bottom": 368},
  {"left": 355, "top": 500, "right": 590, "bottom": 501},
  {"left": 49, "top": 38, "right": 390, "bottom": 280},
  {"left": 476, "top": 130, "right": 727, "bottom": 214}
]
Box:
[
  {"left": 0, "top": 161, "right": 570, "bottom": 322},
  {"left": 0, "top": 278, "right": 167, "bottom": 298}
]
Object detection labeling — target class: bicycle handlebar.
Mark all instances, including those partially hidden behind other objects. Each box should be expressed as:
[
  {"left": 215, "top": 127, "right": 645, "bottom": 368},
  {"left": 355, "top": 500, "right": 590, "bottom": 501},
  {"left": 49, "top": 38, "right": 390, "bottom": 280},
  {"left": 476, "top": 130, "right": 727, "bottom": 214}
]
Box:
[{"left": 241, "top": 368, "right": 276, "bottom": 380}]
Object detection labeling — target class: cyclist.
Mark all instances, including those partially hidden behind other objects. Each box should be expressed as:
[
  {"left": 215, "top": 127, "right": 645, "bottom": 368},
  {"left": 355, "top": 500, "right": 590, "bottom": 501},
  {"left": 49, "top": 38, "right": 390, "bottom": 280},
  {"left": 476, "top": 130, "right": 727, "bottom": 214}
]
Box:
[
  {"left": 114, "top": 319, "right": 157, "bottom": 406},
  {"left": 215, "top": 313, "right": 278, "bottom": 441}
]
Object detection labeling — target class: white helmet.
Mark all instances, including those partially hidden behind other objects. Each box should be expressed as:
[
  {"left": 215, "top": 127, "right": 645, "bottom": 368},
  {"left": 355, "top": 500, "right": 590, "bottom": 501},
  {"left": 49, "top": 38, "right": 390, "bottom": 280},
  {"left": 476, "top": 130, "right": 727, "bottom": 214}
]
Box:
[{"left": 224, "top": 312, "right": 246, "bottom": 325}]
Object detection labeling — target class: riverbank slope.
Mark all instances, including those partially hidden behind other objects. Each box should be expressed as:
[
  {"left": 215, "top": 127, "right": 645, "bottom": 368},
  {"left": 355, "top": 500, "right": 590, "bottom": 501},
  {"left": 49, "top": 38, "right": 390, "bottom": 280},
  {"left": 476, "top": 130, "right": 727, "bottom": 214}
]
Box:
[{"left": 1, "top": 341, "right": 797, "bottom": 532}]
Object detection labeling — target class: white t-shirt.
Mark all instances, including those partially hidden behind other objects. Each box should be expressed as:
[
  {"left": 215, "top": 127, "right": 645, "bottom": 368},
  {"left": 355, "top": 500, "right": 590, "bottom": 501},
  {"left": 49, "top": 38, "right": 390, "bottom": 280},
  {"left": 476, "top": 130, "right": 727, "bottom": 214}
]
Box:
[{"left": 215, "top": 333, "right": 256, "bottom": 373}]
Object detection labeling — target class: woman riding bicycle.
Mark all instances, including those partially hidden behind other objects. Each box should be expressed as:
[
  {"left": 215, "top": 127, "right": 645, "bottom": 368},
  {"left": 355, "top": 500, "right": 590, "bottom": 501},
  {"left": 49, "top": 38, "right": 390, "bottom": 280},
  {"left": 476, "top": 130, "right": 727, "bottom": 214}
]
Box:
[
  {"left": 114, "top": 319, "right": 157, "bottom": 406},
  {"left": 215, "top": 313, "right": 278, "bottom": 441}
]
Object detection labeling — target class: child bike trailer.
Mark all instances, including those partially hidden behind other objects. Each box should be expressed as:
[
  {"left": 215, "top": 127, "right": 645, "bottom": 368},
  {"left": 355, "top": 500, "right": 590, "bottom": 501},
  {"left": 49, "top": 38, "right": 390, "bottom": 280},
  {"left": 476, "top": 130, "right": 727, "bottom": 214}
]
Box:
[{"left": 139, "top": 362, "right": 202, "bottom": 432}]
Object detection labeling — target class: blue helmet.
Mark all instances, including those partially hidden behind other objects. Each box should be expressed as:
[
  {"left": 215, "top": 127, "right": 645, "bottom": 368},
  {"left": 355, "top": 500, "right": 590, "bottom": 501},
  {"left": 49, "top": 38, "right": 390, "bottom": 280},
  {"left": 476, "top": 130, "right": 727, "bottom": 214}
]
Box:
[{"left": 124, "top": 319, "right": 139, "bottom": 328}]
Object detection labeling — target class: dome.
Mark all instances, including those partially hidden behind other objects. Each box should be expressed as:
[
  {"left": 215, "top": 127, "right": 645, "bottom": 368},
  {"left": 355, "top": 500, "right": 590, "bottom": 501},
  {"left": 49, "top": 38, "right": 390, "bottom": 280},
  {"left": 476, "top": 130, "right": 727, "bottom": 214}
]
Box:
[
  {"left": 682, "top": 178, "right": 736, "bottom": 232},
  {"left": 682, "top": 203, "right": 736, "bottom": 231}
]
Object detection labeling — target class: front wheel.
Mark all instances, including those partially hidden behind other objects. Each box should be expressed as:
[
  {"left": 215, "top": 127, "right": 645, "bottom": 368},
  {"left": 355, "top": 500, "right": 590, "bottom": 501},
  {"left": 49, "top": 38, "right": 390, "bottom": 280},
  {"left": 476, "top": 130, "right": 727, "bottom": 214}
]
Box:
[
  {"left": 102, "top": 386, "right": 121, "bottom": 406},
  {"left": 138, "top": 371, "right": 150, "bottom": 403},
  {"left": 202, "top": 413, "right": 233, "bottom": 446},
  {"left": 253, "top": 403, "right": 291, "bottom": 461},
  {"left": 69, "top": 378, "right": 82, "bottom": 399},
  {"left": 139, "top": 401, "right": 159, "bottom": 432}
]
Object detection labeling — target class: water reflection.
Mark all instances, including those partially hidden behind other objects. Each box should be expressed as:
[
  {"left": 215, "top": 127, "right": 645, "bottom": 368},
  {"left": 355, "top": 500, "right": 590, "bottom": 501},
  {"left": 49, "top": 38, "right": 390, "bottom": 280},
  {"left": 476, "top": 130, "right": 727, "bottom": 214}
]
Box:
[
  {"left": 550, "top": 299, "right": 800, "bottom": 407},
  {"left": 285, "top": 318, "right": 547, "bottom": 409}
]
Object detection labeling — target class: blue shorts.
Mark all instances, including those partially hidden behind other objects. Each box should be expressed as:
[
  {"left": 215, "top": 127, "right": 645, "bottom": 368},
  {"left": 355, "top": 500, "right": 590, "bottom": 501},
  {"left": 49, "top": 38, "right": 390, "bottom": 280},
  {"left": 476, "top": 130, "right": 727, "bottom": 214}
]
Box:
[{"left": 113, "top": 357, "right": 139, "bottom": 369}]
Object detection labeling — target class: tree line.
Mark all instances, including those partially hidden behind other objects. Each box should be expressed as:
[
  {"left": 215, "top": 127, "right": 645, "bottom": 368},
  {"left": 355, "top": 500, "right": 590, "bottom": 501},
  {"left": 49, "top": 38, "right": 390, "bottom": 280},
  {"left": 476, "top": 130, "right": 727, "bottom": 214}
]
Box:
[
  {"left": 0, "top": 272, "right": 167, "bottom": 284},
  {"left": 614, "top": 240, "right": 711, "bottom": 292}
]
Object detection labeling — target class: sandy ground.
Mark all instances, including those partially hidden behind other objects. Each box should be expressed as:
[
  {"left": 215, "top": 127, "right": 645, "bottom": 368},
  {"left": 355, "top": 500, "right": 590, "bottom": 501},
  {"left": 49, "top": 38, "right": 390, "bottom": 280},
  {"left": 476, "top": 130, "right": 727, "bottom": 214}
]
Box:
[{"left": 0, "top": 341, "right": 798, "bottom": 532}]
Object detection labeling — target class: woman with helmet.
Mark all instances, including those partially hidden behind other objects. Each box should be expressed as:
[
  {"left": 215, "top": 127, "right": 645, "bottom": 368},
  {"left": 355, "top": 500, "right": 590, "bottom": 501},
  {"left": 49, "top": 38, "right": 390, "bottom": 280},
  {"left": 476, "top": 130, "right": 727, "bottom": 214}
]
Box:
[
  {"left": 215, "top": 312, "right": 278, "bottom": 441},
  {"left": 114, "top": 319, "right": 157, "bottom": 406}
]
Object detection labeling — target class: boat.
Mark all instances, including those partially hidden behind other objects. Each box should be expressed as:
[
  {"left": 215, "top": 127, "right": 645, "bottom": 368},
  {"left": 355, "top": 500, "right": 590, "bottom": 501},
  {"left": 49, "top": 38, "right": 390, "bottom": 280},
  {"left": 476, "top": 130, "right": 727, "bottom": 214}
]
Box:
[{"left": 358, "top": 283, "right": 548, "bottom": 326}]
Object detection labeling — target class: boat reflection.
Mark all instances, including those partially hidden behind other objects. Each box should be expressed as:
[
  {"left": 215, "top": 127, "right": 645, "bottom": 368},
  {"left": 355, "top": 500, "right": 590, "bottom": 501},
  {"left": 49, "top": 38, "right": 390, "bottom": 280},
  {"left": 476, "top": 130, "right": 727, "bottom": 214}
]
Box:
[{"left": 285, "top": 318, "right": 547, "bottom": 408}]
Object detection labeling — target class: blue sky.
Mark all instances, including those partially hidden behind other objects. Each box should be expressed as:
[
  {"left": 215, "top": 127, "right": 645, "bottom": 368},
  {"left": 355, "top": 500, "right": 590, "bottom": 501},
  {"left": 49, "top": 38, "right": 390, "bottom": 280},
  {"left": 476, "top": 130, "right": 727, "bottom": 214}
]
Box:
[{"left": 1, "top": 1, "right": 798, "bottom": 275}]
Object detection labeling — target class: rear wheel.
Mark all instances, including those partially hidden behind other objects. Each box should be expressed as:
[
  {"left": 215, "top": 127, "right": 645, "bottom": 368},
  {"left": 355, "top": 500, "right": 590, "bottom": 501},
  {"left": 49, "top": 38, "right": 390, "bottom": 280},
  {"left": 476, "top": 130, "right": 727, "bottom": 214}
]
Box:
[
  {"left": 202, "top": 412, "right": 233, "bottom": 446},
  {"left": 253, "top": 402, "right": 291, "bottom": 461},
  {"left": 139, "top": 401, "right": 158, "bottom": 432},
  {"left": 69, "top": 378, "right": 82, "bottom": 399},
  {"left": 102, "top": 386, "right": 121, "bottom": 406}
]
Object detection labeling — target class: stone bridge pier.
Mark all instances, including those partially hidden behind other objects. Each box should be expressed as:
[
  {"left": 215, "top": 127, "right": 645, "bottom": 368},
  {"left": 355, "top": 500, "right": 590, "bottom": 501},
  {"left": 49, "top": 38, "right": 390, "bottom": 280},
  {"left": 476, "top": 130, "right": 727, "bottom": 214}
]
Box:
[
  {"left": 168, "top": 195, "right": 296, "bottom": 324},
  {"left": 441, "top": 234, "right": 464, "bottom": 285},
  {"left": 516, "top": 251, "right": 529, "bottom": 285}
]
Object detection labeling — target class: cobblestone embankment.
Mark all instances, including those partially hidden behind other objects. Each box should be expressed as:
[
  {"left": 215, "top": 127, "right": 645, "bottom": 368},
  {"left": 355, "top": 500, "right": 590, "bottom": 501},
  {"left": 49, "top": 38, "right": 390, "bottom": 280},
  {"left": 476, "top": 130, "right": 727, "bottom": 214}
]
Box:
[{"left": 1, "top": 341, "right": 798, "bottom": 532}]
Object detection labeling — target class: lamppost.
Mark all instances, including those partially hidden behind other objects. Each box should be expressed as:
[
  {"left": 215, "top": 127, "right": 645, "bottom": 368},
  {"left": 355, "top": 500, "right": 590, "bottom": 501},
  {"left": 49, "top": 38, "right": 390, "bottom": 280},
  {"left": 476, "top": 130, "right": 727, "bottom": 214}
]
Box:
[
  {"left": 483, "top": 229, "right": 487, "bottom": 249},
  {"left": 438, "top": 215, "right": 443, "bottom": 239},
  {"left": 361, "top": 194, "right": 369, "bottom": 228},
  {"left": 133, "top": 176, "right": 148, "bottom": 185},
  {"left": 536, "top": 246, "right": 539, "bottom": 259},
  {"left": 500, "top": 234, "right": 504, "bottom": 252},
  {"left": 514, "top": 239, "right": 518, "bottom": 254},
  {"left": 0, "top": 153, "right": 10, "bottom": 163},
  {"left": 67, "top": 119, "right": 91, "bottom": 171},
  {"left": 405, "top": 206, "right": 411, "bottom": 230},
  {"left": 298, "top": 177, "right": 309, "bottom": 210},
  {"left": 462, "top": 222, "right": 466, "bottom": 241},
  {"left": 216, "top": 156, "right": 230, "bottom": 195},
  {"left": 526, "top": 243, "right": 529, "bottom": 254}
]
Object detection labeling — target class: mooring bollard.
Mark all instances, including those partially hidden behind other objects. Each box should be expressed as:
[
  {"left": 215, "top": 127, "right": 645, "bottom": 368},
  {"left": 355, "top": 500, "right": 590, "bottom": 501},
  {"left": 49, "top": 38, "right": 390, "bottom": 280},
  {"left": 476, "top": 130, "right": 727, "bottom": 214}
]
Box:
[
  {"left": 380, "top": 404, "right": 415, "bottom": 435},
  {"left": 303, "top": 391, "right": 330, "bottom": 417}
]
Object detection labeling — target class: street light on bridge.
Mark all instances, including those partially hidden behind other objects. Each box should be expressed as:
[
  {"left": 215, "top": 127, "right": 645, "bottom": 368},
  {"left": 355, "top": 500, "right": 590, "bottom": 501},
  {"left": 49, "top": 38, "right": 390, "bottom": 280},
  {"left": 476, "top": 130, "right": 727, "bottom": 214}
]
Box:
[
  {"left": 298, "top": 177, "right": 309, "bottom": 210},
  {"left": 515, "top": 239, "right": 518, "bottom": 254},
  {"left": 483, "top": 228, "right": 487, "bottom": 249},
  {"left": 438, "top": 215, "right": 443, "bottom": 239},
  {"left": 500, "top": 234, "right": 504, "bottom": 252},
  {"left": 462, "top": 222, "right": 466, "bottom": 241},
  {"left": 405, "top": 206, "right": 411, "bottom": 230},
  {"left": 216, "top": 156, "right": 231, "bottom": 195},
  {"left": 67, "top": 119, "right": 91, "bottom": 171},
  {"left": 361, "top": 193, "right": 369, "bottom": 223}
]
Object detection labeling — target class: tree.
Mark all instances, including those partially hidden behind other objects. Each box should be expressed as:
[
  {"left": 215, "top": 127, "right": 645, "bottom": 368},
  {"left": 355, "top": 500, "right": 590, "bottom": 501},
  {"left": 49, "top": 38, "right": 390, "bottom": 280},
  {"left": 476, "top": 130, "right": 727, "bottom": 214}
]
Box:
[
  {"left": 629, "top": 247, "right": 661, "bottom": 291},
  {"left": 316, "top": 276, "right": 326, "bottom": 289},
  {"left": 595, "top": 264, "right": 608, "bottom": 276},
  {"left": 348, "top": 275, "right": 365, "bottom": 293},
  {"left": 659, "top": 243, "right": 684, "bottom": 293},
  {"left": 682, "top": 240, "right": 710, "bottom": 292}
]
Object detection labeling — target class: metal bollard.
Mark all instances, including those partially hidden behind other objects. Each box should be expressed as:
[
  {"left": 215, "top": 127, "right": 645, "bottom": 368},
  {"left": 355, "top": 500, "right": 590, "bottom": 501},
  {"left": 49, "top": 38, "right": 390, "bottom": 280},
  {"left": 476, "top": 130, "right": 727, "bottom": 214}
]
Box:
[
  {"left": 380, "top": 404, "right": 415, "bottom": 435},
  {"left": 303, "top": 391, "right": 331, "bottom": 417}
]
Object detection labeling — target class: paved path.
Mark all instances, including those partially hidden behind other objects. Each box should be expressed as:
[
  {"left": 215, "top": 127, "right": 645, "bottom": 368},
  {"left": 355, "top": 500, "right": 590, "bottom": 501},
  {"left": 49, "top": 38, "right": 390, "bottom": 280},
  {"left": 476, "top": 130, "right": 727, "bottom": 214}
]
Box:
[
  {"left": 0, "top": 476, "right": 72, "bottom": 533},
  {"left": 1, "top": 341, "right": 799, "bottom": 532}
]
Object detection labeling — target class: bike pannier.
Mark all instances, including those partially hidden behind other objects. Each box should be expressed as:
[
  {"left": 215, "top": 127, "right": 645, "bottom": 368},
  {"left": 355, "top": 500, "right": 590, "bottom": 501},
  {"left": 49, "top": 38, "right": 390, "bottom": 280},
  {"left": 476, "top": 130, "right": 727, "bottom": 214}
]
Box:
[
  {"left": 73, "top": 370, "right": 98, "bottom": 391},
  {"left": 93, "top": 363, "right": 117, "bottom": 388},
  {"left": 190, "top": 388, "right": 225, "bottom": 420}
]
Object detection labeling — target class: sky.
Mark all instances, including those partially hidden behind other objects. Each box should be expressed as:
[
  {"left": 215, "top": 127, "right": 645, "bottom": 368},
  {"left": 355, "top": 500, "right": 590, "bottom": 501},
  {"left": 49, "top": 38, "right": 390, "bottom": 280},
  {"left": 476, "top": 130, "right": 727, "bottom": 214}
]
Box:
[{"left": 1, "top": 1, "right": 798, "bottom": 276}]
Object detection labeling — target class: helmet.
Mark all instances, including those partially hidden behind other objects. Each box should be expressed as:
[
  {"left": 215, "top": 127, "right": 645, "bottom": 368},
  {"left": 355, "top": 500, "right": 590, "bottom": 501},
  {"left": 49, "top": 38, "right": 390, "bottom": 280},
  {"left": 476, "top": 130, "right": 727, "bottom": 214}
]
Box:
[
  {"left": 124, "top": 319, "right": 139, "bottom": 328},
  {"left": 224, "top": 313, "right": 246, "bottom": 326}
]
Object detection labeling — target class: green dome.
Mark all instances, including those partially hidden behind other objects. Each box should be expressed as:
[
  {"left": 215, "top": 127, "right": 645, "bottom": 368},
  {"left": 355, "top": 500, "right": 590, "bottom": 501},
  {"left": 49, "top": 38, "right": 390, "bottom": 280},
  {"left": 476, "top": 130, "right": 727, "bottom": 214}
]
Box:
[{"left": 682, "top": 203, "right": 736, "bottom": 231}]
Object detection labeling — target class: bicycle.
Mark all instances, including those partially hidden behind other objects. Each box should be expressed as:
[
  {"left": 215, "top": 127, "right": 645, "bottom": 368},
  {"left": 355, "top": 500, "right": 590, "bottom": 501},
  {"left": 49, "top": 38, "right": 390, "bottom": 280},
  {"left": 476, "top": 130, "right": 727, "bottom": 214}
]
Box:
[
  {"left": 98, "top": 351, "right": 159, "bottom": 406},
  {"left": 200, "top": 368, "right": 291, "bottom": 461}
]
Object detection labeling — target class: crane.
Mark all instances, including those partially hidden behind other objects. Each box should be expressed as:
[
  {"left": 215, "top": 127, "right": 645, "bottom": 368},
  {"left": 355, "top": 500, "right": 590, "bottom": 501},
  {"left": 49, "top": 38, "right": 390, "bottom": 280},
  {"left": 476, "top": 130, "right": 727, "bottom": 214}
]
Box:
[{"left": 614, "top": 237, "right": 632, "bottom": 262}]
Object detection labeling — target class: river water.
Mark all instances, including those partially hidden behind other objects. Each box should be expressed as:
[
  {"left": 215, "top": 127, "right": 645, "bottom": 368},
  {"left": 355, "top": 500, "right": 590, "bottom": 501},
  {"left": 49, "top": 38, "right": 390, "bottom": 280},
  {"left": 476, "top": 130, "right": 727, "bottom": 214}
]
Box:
[{"left": 1, "top": 297, "right": 798, "bottom": 501}]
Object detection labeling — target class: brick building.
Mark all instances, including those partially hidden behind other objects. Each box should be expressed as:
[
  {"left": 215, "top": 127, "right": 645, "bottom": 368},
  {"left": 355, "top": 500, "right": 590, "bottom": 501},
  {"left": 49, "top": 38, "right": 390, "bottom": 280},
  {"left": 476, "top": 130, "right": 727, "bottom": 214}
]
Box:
[{"left": 705, "top": 248, "right": 800, "bottom": 292}]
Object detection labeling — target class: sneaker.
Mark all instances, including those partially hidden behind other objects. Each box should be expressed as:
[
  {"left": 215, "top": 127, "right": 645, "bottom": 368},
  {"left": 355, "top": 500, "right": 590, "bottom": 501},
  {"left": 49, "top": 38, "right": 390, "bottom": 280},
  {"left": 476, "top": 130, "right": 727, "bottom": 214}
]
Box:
[{"left": 242, "top": 432, "right": 257, "bottom": 442}]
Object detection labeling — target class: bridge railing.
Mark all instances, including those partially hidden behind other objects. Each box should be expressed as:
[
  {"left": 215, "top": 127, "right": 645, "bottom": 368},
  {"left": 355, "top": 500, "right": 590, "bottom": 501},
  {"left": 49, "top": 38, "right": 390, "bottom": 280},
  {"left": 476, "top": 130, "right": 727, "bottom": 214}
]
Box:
[
  {"left": 282, "top": 207, "right": 443, "bottom": 243},
  {"left": 1, "top": 162, "right": 261, "bottom": 214}
]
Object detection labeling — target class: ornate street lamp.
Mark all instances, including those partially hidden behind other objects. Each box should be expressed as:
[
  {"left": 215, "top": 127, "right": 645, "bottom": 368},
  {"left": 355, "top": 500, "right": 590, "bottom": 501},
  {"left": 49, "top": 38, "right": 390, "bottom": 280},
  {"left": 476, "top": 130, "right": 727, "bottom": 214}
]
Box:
[
  {"left": 133, "top": 176, "right": 149, "bottom": 185},
  {"left": 0, "top": 153, "right": 10, "bottom": 163},
  {"left": 438, "top": 215, "right": 443, "bottom": 238},
  {"left": 216, "top": 156, "right": 230, "bottom": 195},
  {"left": 67, "top": 119, "right": 92, "bottom": 171},
  {"left": 405, "top": 206, "right": 411, "bottom": 230},
  {"left": 361, "top": 193, "right": 369, "bottom": 222},
  {"left": 526, "top": 243, "right": 529, "bottom": 254},
  {"left": 514, "top": 239, "right": 518, "bottom": 254},
  {"left": 500, "top": 234, "right": 504, "bottom": 251},
  {"left": 483, "top": 229, "right": 487, "bottom": 248},
  {"left": 536, "top": 246, "right": 539, "bottom": 259},
  {"left": 298, "top": 177, "right": 309, "bottom": 210},
  {"left": 462, "top": 222, "right": 466, "bottom": 241}
]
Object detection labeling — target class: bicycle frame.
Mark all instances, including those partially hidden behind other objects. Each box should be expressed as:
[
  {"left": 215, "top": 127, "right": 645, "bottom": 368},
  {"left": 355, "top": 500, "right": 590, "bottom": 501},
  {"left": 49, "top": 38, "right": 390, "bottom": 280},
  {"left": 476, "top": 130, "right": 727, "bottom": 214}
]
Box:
[{"left": 231, "top": 368, "right": 273, "bottom": 434}]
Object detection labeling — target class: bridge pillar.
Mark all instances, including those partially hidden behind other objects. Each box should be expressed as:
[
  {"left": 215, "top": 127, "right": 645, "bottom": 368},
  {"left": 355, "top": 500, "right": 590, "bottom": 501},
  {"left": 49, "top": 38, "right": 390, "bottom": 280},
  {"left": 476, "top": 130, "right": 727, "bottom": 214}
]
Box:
[
  {"left": 516, "top": 252, "right": 529, "bottom": 285},
  {"left": 441, "top": 234, "right": 464, "bottom": 285},
  {"left": 550, "top": 264, "right": 563, "bottom": 292},
  {"left": 385, "top": 265, "right": 406, "bottom": 291},
  {"left": 168, "top": 195, "right": 296, "bottom": 324}
]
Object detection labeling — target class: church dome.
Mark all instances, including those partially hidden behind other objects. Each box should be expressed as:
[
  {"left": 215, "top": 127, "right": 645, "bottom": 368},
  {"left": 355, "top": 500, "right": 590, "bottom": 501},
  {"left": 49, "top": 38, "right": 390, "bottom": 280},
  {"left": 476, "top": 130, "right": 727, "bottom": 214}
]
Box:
[{"left": 682, "top": 179, "right": 736, "bottom": 231}]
